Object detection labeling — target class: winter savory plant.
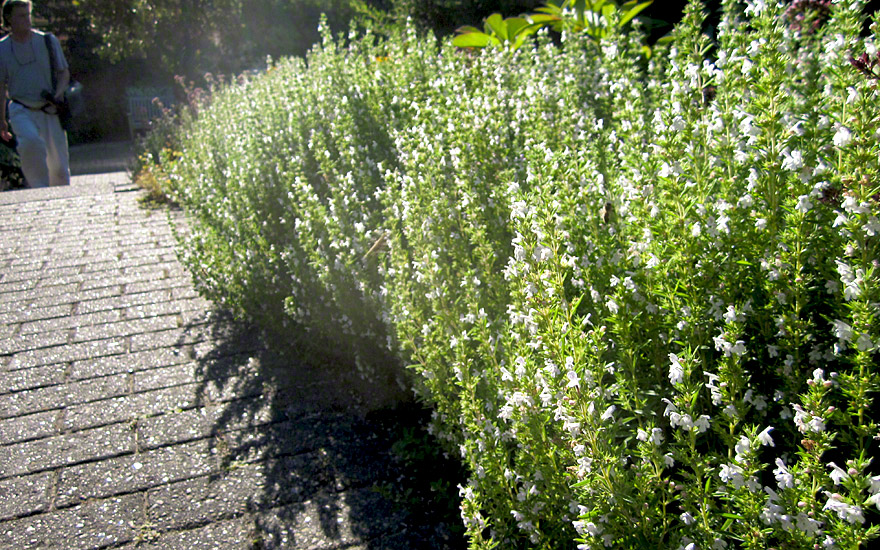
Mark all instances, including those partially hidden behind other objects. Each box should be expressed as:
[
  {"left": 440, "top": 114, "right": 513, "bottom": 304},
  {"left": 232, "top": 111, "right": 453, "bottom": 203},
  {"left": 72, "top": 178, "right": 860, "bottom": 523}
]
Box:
[{"left": 150, "top": 0, "right": 878, "bottom": 547}]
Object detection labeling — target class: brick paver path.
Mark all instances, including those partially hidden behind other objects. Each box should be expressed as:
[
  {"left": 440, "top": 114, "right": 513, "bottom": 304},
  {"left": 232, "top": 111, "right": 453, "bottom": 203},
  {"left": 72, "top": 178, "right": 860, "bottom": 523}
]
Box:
[{"left": 0, "top": 143, "right": 458, "bottom": 549}]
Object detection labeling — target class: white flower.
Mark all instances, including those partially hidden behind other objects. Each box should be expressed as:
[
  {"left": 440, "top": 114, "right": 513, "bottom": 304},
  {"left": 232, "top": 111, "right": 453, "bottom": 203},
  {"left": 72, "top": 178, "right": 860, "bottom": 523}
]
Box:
[
  {"left": 668, "top": 353, "right": 685, "bottom": 385},
  {"left": 869, "top": 474, "right": 880, "bottom": 493},
  {"left": 745, "top": 0, "right": 766, "bottom": 16},
  {"left": 601, "top": 405, "right": 616, "bottom": 422},
  {"left": 824, "top": 492, "right": 865, "bottom": 524},
  {"left": 691, "top": 222, "right": 702, "bottom": 237},
  {"left": 795, "top": 195, "right": 813, "bottom": 214},
  {"left": 832, "top": 320, "right": 853, "bottom": 342},
  {"left": 730, "top": 340, "right": 747, "bottom": 356},
  {"left": 533, "top": 244, "right": 552, "bottom": 262},
  {"left": 774, "top": 458, "right": 795, "bottom": 489},
  {"left": 680, "top": 512, "right": 696, "bottom": 525},
  {"left": 846, "top": 86, "right": 859, "bottom": 104},
  {"left": 650, "top": 427, "right": 664, "bottom": 445},
  {"left": 694, "top": 415, "right": 710, "bottom": 433},
  {"left": 825, "top": 34, "right": 847, "bottom": 54},
  {"left": 757, "top": 426, "right": 775, "bottom": 447},
  {"left": 606, "top": 299, "right": 619, "bottom": 314},
  {"left": 723, "top": 403, "right": 739, "bottom": 419},
  {"left": 511, "top": 200, "right": 530, "bottom": 219},
  {"left": 795, "top": 513, "right": 822, "bottom": 535},
  {"left": 828, "top": 462, "right": 850, "bottom": 485},
  {"left": 720, "top": 463, "right": 745, "bottom": 487},
  {"left": 833, "top": 126, "right": 853, "bottom": 148},
  {"left": 782, "top": 150, "right": 804, "bottom": 172},
  {"left": 706, "top": 373, "right": 723, "bottom": 405},
  {"left": 842, "top": 196, "right": 868, "bottom": 214},
  {"left": 735, "top": 436, "right": 751, "bottom": 461},
  {"left": 672, "top": 116, "right": 686, "bottom": 132},
  {"left": 824, "top": 280, "right": 839, "bottom": 295},
  {"left": 637, "top": 428, "right": 649, "bottom": 442},
  {"left": 566, "top": 370, "right": 580, "bottom": 389},
  {"left": 864, "top": 491, "right": 880, "bottom": 511}
]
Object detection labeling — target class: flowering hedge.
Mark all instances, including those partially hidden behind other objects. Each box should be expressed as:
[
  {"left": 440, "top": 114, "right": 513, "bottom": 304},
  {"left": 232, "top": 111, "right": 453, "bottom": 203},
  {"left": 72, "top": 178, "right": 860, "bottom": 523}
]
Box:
[{"left": 156, "top": 0, "right": 879, "bottom": 547}]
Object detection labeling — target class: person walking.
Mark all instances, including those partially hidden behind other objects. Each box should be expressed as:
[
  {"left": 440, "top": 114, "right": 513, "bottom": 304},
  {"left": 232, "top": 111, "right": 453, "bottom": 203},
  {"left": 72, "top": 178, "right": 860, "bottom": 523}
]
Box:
[{"left": 0, "top": 0, "right": 70, "bottom": 188}]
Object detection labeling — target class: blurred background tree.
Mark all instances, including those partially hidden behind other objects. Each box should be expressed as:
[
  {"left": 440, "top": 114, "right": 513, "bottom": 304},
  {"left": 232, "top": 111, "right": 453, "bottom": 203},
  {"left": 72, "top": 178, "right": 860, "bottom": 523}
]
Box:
[{"left": 16, "top": 0, "right": 877, "bottom": 143}]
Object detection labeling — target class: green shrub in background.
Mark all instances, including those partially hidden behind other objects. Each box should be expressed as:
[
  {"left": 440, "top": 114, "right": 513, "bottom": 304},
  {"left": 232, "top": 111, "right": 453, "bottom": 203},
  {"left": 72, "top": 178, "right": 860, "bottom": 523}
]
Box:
[{"left": 155, "top": 0, "right": 879, "bottom": 547}]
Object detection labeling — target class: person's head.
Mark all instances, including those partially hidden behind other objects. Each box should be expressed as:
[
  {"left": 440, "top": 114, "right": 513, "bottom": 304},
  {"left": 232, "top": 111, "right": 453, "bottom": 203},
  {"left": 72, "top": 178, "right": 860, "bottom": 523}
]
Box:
[{"left": 2, "top": 0, "right": 31, "bottom": 30}]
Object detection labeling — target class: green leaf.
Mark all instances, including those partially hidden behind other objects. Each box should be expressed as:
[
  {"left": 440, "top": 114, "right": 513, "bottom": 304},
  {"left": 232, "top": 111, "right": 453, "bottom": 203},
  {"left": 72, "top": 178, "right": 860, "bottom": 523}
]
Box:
[
  {"left": 527, "top": 13, "right": 561, "bottom": 25},
  {"left": 655, "top": 33, "right": 674, "bottom": 45},
  {"left": 452, "top": 32, "right": 496, "bottom": 48},
  {"left": 505, "top": 17, "right": 531, "bottom": 39},
  {"left": 484, "top": 13, "right": 507, "bottom": 40},
  {"left": 455, "top": 25, "right": 483, "bottom": 34},
  {"left": 619, "top": 0, "right": 653, "bottom": 27}
]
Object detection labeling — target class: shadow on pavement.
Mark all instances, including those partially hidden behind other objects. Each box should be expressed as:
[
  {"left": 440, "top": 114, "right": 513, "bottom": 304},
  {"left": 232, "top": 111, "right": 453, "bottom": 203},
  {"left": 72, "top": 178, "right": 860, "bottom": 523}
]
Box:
[
  {"left": 176, "top": 309, "right": 466, "bottom": 549},
  {"left": 68, "top": 141, "right": 133, "bottom": 176}
]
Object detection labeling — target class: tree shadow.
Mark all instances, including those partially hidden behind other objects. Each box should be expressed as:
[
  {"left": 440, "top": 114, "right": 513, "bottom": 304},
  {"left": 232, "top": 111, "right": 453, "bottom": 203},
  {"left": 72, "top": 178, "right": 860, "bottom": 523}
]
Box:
[
  {"left": 68, "top": 141, "right": 133, "bottom": 176},
  {"left": 177, "top": 308, "right": 465, "bottom": 549}
]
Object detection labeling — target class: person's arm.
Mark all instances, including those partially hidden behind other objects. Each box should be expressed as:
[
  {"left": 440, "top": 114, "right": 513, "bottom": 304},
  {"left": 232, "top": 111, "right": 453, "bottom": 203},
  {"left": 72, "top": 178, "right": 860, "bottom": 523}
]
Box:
[
  {"left": 0, "top": 81, "right": 10, "bottom": 142},
  {"left": 49, "top": 35, "right": 70, "bottom": 102},
  {"left": 53, "top": 67, "right": 69, "bottom": 102}
]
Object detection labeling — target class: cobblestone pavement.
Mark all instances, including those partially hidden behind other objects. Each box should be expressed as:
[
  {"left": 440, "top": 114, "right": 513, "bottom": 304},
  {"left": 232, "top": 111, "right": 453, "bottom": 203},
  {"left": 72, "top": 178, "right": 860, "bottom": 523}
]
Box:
[{"left": 0, "top": 143, "right": 460, "bottom": 549}]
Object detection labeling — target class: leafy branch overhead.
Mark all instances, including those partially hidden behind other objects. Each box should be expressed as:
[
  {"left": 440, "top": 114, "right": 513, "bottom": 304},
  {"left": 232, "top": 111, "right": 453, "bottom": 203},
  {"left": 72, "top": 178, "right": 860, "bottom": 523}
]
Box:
[
  {"left": 452, "top": 13, "right": 546, "bottom": 50},
  {"left": 453, "top": 0, "right": 654, "bottom": 51}
]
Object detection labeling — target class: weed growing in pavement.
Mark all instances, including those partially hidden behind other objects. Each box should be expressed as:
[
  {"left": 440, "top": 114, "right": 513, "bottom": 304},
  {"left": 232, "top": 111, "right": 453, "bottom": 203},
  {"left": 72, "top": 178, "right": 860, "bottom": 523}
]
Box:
[{"left": 140, "top": 1, "right": 880, "bottom": 548}]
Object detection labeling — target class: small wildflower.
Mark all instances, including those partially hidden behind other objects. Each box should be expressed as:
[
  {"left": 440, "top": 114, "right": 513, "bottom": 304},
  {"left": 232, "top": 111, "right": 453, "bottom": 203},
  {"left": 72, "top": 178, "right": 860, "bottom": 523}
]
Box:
[
  {"left": 601, "top": 405, "right": 616, "bottom": 422},
  {"left": 757, "top": 426, "right": 775, "bottom": 447},
  {"left": 650, "top": 427, "right": 664, "bottom": 445},
  {"left": 832, "top": 319, "right": 853, "bottom": 342},
  {"left": 668, "top": 353, "right": 685, "bottom": 385},
  {"left": 680, "top": 511, "right": 696, "bottom": 525},
  {"left": 795, "top": 195, "right": 813, "bottom": 213},
  {"left": 823, "top": 492, "right": 865, "bottom": 524},
  {"left": 833, "top": 126, "right": 853, "bottom": 148},
  {"left": 828, "top": 462, "right": 849, "bottom": 485},
  {"left": 774, "top": 458, "right": 795, "bottom": 489}
]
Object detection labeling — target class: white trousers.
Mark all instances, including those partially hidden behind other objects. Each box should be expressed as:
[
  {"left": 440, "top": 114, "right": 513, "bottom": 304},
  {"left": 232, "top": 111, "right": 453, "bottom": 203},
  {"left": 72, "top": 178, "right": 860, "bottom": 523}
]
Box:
[{"left": 8, "top": 101, "right": 70, "bottom": 188}]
